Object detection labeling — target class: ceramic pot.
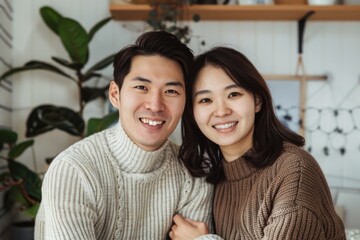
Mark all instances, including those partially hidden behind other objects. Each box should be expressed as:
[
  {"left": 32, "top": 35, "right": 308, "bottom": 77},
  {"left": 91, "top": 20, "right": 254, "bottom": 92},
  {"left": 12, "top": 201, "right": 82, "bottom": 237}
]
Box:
[{"left": 11, "top": 221, "right": 34, "bottom": 240}]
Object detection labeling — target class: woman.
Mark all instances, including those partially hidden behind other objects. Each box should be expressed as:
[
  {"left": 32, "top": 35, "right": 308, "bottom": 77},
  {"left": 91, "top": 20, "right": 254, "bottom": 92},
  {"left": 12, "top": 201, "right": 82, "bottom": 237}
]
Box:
[{"left": 170, "top": 47, "right": 346, "bottom": 240}]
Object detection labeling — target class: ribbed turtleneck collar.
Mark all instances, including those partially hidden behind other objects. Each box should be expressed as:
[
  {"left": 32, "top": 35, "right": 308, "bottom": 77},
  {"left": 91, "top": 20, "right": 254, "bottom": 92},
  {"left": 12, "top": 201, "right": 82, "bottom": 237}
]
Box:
[
  {"left": 223, "top": 155, "right": 259, "bottom": 181},
  {"left": 106, "top": 123, "right": 170, "bottom": 174}
]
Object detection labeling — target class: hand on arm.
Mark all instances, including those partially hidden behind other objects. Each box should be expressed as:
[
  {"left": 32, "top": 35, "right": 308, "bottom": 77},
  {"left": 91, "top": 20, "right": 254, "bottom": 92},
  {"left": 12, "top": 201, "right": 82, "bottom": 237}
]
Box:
[{"left": 169, "top": 214, "right": 209, "bottom": 240}]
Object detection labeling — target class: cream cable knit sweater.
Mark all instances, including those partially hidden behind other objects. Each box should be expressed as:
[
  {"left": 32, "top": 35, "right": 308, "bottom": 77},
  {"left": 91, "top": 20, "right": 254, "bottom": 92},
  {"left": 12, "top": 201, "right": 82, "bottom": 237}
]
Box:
[{"left": 35, "top": 124, "right": 213, "bottom": 240}]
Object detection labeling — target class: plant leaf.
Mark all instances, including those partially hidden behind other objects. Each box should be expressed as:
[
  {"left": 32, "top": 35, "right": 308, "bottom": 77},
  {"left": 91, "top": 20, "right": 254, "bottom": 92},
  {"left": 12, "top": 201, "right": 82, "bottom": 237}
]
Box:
[
  {"left": 40, "top": 6, "right": 63, "bottom": 35},
  {"left": 9, "top": 161, "right": 42, "bottom": 202},
  {"left": 83, "top": 73, "right": 102, "bottom": 82},
  {"left": 0, "top": 60, "right": 76, "bottom": 82},
  {"left": 51, "top": 57, "right": 83, "bottom": 71},
  {"left": 86, "top": 111, "right": 118, "bottom": 137},
  {"left": 8, "top": 140, "right": 34, "bottom": 160},
  {"left": 26, "top": 105, "right": 56, "bottom": 137},
  {"left": 83, "top": 54, "right": 116, "bottom": 81},
  {"left": 81, "top": 86, "right": 108, "bottom": 103},
  {"left": 88, "top": 17, "right": 112, "bottom": 43},
  {"left": 23, "top": 203, "right": 40, "bottom": 220},
  {"left": 58, "top": 18, "right": 89, "bottom": 66},
  {"left": 26, "top": 105, "right": 84, "bottom": 137},
  {"left": 0, "top": 129, "right": 17, "bottom": 145}
]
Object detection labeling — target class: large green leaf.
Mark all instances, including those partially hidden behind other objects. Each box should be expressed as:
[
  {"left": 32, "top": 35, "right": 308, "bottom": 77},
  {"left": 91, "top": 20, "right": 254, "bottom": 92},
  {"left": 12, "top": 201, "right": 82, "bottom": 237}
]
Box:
[
  {"left": 88, "top": 17, "right": 112, "bottom": 43},
  {"left": 26, "top": 105, "right": 84, "bottom": 137},
  {"left": 58, "top": 18, "right": 89, "bottom": 65},
  {"left": 0, "top": 129, "right": 17, "bottom": 145},
  {"left": 26, "top": 105, "right": 55, "bottom": 137},
  {"left": 86, "top": 111, "right": 118, "bottom": 137},
  {"left": 40, "top": 6, "right": 63, "bottom": 35},
  {"left": 0, "top": 60, "right": 76, "bottom": 82},
  {"left": 8, "top": 140, "right": 34, "bottom": 160},
  {"left": 83, "top": 54, "right": 116, "bottom": 81},
  {"left": 9, "top": 161, "right": 42, "bottom": 201}
]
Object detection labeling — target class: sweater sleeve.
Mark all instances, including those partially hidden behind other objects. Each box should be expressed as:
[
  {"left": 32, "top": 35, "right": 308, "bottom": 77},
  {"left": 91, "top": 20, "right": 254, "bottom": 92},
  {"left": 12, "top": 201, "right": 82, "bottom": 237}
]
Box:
[
  {"left": 177, "top": 175, "right": 215, "bottom": 233},
  {"left": 40, "top": 159, "right": 98, "bottom": 240},
  {"left": 263, "top": 205, "right": 331, "bottom": 240}
]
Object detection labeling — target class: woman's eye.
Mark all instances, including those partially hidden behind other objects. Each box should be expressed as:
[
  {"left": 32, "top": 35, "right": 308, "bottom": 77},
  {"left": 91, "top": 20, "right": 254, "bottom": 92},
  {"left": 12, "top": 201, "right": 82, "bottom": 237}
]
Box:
[
  {"left": 198, "top": 98, "right": 212, "bottom": 103},
  {"left": 229, "top": 92, "right": 241, "bottom": 98}
]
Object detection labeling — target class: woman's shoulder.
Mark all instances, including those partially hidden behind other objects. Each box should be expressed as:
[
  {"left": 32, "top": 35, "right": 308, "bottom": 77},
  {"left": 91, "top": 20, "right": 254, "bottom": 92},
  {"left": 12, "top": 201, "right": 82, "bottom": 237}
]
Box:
[{"left": 275, "top": 142, "right": 321, "bottom": 173}]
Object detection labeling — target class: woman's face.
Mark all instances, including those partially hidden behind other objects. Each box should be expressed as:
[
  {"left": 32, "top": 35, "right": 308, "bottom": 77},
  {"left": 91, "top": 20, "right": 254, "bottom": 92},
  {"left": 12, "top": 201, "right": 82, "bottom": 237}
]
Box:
[{"left": 192, "top": 65, "right": 261, "bottom": 162}]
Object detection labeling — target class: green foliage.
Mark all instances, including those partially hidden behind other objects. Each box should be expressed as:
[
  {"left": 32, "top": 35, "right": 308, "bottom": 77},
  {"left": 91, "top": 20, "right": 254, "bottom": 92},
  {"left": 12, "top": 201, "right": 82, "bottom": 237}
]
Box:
[
  {"left": 0, "top": 6, "right": 117, "bottom": 138},
  {"left": 0, "top": 129, "right": 40, "bottom": 220},
  {"left": 86, "top": 111, "right": 118, "bottom": 137},
  {"left": 0, "top": 5, "right": 120, "bottom": 221}
]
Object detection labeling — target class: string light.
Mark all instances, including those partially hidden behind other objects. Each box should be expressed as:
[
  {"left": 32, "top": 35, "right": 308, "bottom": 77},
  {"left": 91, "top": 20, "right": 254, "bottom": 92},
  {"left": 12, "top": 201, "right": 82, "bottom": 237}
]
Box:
[{"left": 276, "top": 105, "right": 360, "bottom": 156}]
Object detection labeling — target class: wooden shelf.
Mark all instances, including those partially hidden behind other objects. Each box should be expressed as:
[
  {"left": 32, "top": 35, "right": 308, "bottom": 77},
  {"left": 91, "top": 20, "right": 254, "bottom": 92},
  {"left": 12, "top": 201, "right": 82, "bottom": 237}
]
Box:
[{"left": 109, "top": 4, "right": 360, "bottom": 21}]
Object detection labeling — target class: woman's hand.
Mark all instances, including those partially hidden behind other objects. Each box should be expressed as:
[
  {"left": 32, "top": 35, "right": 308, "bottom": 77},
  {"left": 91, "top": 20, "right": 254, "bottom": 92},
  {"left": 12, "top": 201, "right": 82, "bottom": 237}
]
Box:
[{"left": 169, "top": 214, "right": 209, "bottom": 240}]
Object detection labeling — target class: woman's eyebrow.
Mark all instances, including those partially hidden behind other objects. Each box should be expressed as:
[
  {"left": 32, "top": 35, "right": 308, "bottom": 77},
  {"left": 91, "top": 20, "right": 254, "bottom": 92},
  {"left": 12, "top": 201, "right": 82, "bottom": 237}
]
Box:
[
  {"left": 193, "top": 89, "right": 210, "bottom": 98},
  {"left": 194, "top": 84, "right": 239, "bottom": 98}
]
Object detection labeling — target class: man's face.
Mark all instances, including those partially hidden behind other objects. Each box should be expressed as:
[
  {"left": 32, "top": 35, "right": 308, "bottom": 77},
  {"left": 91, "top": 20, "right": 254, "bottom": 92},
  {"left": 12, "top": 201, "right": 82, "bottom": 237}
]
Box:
[{"left": 109, "top": 55, "right": 185, "bottom": 151}]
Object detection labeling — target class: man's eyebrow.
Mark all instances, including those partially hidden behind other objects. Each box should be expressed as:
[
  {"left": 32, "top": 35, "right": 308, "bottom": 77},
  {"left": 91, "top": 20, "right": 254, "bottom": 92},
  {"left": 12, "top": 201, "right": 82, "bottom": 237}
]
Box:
[
  {"left": 132, "top": 77, "right": 151, "bottom": 83},
  {"left": 166, "top": 81, "right": 184, "bottom": 88},
  {"left": 132, "top": 77, "right": 184, "bottom": 88}
]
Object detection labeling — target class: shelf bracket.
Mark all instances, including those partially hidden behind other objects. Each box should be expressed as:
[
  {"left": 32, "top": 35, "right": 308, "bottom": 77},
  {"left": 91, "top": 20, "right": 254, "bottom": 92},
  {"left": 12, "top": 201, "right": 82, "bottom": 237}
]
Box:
[{"left": 298, "top": 11, "right": 315, "bottom": 55}]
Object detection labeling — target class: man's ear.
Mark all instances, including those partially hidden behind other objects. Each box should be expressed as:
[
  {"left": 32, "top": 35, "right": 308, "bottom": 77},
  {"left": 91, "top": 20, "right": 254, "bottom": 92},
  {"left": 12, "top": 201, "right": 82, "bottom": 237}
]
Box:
[
  {"left": 255, "top": 95, "right": 262, "bottom": 113},
  {"left": 109, "top": 81, "right": 120, "bottom": 108}
]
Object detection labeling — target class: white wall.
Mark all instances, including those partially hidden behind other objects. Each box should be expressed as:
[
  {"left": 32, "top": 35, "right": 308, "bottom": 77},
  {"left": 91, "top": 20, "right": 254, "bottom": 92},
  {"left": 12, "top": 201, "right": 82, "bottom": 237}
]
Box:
[{"left": 8, "top": 0, "right": 360, "bottom": 230}]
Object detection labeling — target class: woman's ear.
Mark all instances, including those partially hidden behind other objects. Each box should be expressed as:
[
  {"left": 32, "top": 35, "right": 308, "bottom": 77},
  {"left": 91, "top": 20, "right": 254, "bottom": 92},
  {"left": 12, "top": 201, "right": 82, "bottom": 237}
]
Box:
[
  {"left": 109, "top": 81, "right": 120, "bottom": 109},
  {"left": 255, "top": 96, "right": 262, "bottom": 113}
]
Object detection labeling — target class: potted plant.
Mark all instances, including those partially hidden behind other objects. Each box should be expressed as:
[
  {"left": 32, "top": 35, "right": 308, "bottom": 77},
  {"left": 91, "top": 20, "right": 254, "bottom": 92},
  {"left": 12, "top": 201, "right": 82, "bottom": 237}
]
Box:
[
  {"left": 146, "top": 0, "right": 201, "bottom": 44},
  {"left": 0, "top": 6, "right": 117, "bottom": 141},
  {"left": 0, "top": 128, "right": 40, "bottom": 239},
  {"left": 0, "top": 116, "right": 115, "bottom": 239}
]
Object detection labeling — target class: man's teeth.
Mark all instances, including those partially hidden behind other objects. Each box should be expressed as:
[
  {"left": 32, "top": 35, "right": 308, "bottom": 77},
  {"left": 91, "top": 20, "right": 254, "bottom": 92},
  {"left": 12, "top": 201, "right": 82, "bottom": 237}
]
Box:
[
  {"left": 214, "top": 122, "right": 236, "bottom": 130},
  {"left": 141, "top": 118, "right": 164, "bottom": 126}
]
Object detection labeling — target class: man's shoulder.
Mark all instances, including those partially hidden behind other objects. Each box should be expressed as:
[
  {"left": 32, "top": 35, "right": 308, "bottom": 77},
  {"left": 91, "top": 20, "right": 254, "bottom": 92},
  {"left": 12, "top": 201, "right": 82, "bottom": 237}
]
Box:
[{"left": 51, "top": 128, "right": 112, "bottom": 167}]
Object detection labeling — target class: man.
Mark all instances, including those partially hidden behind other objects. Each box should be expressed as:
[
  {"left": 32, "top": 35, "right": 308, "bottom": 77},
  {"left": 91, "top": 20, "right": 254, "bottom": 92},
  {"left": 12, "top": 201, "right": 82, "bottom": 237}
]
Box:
[{"left": 35, "top": 31, "right": 213, "bottom": 239}]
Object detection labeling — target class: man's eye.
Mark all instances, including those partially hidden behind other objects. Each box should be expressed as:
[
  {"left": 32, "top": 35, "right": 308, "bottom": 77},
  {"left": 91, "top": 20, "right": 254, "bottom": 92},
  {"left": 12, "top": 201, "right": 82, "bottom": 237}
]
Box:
[
  {"left": 165, "top": 89, "right": 180, "bottom": 95},
  {"left": 134, "top": 85, "right": 147, "bottom": 90}
]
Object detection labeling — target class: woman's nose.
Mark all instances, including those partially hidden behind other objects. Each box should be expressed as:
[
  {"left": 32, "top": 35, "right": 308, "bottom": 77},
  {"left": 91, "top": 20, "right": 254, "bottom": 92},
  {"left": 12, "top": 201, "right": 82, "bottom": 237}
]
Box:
[{"left": 213, "top": 101, "right": 231, "bottom": 117}]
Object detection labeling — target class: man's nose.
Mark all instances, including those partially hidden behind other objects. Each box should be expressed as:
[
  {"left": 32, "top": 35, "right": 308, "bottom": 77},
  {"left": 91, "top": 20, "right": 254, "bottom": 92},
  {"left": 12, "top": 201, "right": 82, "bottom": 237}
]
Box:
[{"left": 144, "top": 92, "right": 165, "bottom": 112}]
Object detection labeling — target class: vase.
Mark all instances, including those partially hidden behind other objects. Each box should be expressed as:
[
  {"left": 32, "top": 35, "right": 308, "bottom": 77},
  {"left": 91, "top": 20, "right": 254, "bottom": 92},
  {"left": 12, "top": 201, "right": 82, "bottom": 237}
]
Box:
[{"left": 10, "top": 221, "right": 34, "bottom": 240}]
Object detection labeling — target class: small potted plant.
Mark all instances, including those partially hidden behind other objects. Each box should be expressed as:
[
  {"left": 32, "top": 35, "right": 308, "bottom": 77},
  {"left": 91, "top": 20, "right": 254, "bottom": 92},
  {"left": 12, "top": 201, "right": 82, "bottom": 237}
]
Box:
[{"left": 0, "top": 128, "right": 41, "bottom": 240}]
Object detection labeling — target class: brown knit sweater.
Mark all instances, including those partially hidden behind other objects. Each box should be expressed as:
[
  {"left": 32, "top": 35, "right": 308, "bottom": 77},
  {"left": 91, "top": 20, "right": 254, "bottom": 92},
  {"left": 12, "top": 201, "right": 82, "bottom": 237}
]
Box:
[{"left": 212, "top": 143, "right": 346, "bottom": 240}]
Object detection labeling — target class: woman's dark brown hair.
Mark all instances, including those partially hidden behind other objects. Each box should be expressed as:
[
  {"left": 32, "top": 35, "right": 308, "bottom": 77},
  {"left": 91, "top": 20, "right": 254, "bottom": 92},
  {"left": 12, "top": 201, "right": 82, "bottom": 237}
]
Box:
[{"left": 179, "top": 47, "right": 305, "bottom": 184}]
